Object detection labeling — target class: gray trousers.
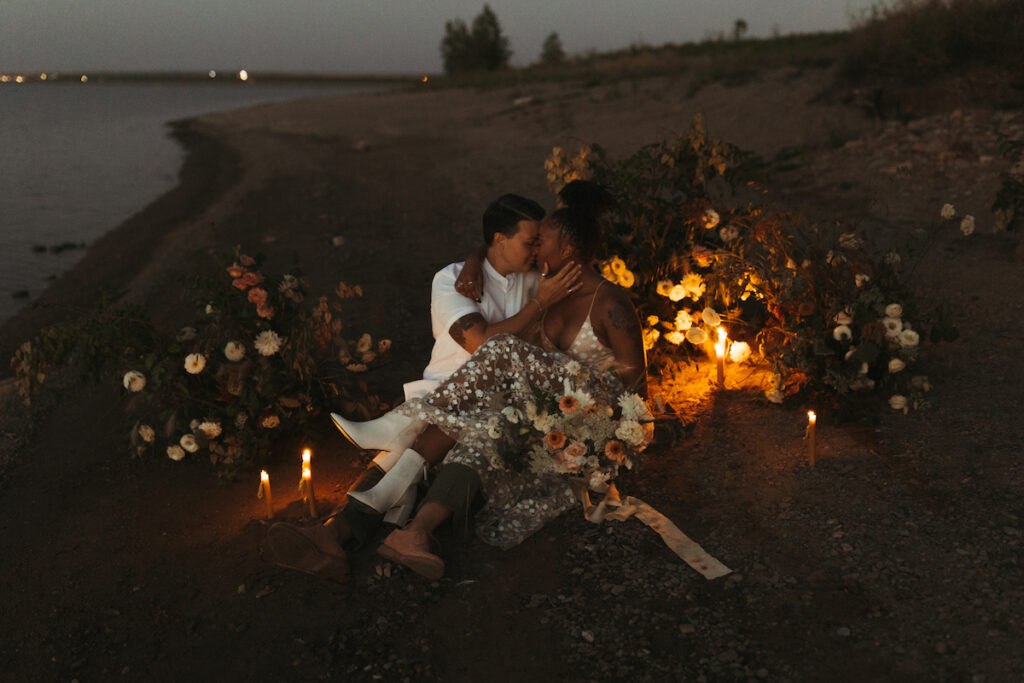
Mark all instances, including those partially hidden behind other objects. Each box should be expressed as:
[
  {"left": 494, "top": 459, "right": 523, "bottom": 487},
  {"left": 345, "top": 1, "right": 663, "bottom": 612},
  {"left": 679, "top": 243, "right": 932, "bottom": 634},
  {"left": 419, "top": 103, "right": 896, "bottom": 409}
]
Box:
[{"left": 333, "top": 461, "right": 483, "bottom": 547}]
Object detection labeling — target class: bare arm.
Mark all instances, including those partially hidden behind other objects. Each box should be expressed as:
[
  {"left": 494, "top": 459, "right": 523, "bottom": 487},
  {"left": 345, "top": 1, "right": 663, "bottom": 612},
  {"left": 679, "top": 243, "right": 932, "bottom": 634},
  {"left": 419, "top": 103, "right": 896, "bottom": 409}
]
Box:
[
  {"left": 598, "top": 288, "right": 648, "bottom": 396},
  {"left": 448, "top": 262, "right": 582, "bottom": 353}
]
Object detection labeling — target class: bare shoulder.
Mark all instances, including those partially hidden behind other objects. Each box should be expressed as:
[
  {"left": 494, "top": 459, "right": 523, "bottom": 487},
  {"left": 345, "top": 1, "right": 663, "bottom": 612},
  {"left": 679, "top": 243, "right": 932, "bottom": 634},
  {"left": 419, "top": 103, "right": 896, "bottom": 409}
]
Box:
[{"left": 599, "top": 283, "right": 640, "bottom": 332}]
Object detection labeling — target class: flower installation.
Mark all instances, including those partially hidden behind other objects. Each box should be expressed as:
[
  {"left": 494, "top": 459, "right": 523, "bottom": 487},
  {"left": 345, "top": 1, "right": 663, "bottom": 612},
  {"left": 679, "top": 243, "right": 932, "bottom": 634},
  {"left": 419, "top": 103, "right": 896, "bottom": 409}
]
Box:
[
  {"left": 13, "top": 247, "right": 390, "bottom": 475},
  {"left": 545, "top": 113, "right": 959, "bottom": 412}
]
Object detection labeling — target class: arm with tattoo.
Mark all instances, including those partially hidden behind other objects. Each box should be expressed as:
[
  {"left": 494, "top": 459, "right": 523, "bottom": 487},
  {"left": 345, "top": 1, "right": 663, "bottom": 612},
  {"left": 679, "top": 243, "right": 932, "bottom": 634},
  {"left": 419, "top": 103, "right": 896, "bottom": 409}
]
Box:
[{"left": 600, "top": 289, "right": 648, "bottom": 395}]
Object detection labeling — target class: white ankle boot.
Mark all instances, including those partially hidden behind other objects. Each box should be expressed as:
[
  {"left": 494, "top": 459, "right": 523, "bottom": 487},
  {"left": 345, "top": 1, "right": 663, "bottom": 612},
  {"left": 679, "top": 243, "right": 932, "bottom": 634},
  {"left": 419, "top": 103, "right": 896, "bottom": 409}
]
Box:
[
  {"left": 331, "top": 411, "right": 425, "bottom": 454},
  {"left": 348, "top": 448, "right": 426, "bottom": 514}
]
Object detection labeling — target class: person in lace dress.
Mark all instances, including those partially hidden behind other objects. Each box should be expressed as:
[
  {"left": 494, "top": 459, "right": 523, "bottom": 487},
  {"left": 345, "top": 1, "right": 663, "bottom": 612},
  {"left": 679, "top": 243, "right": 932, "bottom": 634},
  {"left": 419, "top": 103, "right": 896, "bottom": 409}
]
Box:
[{"left": 378, "top": 204, "right": 647, "bottom": 578}]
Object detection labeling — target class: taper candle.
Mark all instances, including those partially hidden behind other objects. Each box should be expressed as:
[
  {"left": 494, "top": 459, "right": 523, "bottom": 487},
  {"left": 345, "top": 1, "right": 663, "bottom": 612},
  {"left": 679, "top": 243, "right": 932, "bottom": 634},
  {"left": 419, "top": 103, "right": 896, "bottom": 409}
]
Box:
[
  {"left": 715, "top": 327, "right": 727, "bottom": 389},
  {"left": 258, "top": 470, "right": 273, "bottom": 519},
  {"left": 302, "top": 465, "right": 317, "bottom": 518},
  {"left": 807, "top": 411, "right": 817, "bottom": 466}
]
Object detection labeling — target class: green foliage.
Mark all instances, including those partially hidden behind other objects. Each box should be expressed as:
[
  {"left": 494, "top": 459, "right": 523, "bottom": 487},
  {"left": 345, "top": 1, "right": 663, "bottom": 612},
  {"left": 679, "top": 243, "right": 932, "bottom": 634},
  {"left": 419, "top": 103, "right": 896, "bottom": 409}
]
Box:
[
  {"left": 12, "top": 248, "right": 389, "bottom": 475},
  {"left": 840, "top": 0, "right": 1024, "bottom": 84},
  {"left": 540, "top": 32, "right": 566, "bottom": 66},
  {"left": 544, "top": 115, "right": 953, "bottom": 409},
  {"left": 440, "top": 4, "right": 512, "bottom": 75}
]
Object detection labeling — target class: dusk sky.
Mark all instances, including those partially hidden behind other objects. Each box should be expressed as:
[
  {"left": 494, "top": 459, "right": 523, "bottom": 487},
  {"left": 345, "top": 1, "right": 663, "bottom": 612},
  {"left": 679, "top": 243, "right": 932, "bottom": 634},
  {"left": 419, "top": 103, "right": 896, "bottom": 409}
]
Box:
[{"left": 2, "top": 0, "right": 877, "bottom": 74}]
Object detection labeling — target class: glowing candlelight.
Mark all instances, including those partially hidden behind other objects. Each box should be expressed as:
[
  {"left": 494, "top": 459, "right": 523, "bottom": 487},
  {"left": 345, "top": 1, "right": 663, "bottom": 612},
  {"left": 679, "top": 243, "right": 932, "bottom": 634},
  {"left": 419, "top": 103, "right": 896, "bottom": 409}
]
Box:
[
  {"left": 807, "top": 411, "right": 817, "bottom": 466},
  {"left": 715, "top": 327, "right": 727, "bottom": 389},
  {"left": 258, "top": 470, "right": 273, "bottom": 519}
]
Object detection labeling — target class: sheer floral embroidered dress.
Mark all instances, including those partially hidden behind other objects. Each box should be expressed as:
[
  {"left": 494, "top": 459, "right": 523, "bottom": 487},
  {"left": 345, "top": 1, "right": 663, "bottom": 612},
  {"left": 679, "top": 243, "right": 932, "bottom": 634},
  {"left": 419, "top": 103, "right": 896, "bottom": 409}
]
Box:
[{"left": 393, "top": 283, "right": 622, "bottom": 549}]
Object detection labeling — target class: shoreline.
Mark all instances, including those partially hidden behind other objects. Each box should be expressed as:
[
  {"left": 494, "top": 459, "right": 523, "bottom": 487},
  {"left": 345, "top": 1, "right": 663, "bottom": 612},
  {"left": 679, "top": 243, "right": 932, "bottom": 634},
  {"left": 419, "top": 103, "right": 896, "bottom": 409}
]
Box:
[{"left": 0, "top": 119, "right": 242, "bottom": 370}]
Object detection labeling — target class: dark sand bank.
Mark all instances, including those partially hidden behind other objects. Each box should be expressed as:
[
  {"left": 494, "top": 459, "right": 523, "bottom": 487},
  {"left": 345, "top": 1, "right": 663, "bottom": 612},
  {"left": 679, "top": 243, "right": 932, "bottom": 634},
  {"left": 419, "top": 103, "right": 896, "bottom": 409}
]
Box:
[{"left": 1, "top": 71, "right": 1022, "bottom": 681}]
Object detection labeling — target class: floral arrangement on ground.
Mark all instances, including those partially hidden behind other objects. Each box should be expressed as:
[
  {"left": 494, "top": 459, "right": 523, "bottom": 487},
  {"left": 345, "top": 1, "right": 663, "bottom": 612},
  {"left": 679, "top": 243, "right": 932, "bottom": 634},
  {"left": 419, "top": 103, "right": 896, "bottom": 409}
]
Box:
[
  {"left": 545, "top": 113, "right": 961, "bottom": 414},
  {"left": 12, "top": 248, "right": 389, "bottom": 474}
]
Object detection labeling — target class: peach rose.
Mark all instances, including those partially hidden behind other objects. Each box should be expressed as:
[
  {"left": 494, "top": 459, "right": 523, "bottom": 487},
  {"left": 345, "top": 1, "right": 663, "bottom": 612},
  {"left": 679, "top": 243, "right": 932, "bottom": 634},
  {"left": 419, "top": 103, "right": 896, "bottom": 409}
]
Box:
[
  {"left": 247, "top": 287, "right": 268, "bottom": 306},
  {"left": 558, "top": 395, "right": 580, "bottom": 414}
]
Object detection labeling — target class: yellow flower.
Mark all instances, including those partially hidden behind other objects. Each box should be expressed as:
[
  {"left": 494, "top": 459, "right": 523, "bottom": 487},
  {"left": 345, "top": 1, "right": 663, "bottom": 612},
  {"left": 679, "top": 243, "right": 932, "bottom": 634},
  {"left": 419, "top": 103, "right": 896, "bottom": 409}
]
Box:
[
  {"left": 619, "top": 269, "right": 635, "bottom": 288},
  {"left": 646, "top": 315, "right": 660, "bottom": 327},
  {"left": 609, "top": 256, "right": 627, "bottom": 275},
  {"left": 665, "top": 331, "right": 686, "bottom": 345},
  {"left": 655, "top": 279, "right": 673, "bottom": 296},
  {"left": 667, "top": 284, "right": 686, "bottom": 302},
  {"left": 681, "top": 273, "right": 705, "bottom": 300}
]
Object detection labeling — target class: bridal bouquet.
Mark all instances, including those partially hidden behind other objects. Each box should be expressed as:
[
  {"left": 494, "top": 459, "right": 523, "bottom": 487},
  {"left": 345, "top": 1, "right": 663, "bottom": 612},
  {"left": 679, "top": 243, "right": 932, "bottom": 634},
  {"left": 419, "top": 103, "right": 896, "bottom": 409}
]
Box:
[{"left": 487, "top": 360, "right": 654, "bottom": 489}]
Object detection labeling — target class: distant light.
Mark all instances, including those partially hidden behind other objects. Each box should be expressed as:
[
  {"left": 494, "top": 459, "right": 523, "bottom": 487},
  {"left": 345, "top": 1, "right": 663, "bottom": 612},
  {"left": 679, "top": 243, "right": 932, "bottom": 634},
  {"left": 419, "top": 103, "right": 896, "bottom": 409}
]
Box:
[
  {"left": 208, "top": 70, "right": 217, "bottom": 78},
  {"left": 0, "top": 75, "right": 9, "bottom": 83},
  {"left": 422, "top": 76, "right": 428, "bottom": 83},
  {"left": 15, "top": 75, "right": 24, "bottom": 83},
  {"left": 81, "top": 74, "right": 88, "bottom": 83},
  {"left": 238, "top": 69, "right": 248, "bottom": 81},
  {"left": 39, "top": 73, "right": 48, "bottom": 81}
]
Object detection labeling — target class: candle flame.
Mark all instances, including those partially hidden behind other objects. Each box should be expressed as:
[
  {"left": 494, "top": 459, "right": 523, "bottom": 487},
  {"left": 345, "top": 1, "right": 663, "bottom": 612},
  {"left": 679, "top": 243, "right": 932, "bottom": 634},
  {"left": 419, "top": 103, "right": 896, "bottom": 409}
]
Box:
[
  {"left": 715, "top": 327, "right": 726, "bottom": 358},
  {"left": 808, "top": 410, "right": 817, "bottom": 424},
  {"left": 302, "top": 465, "right": 311, "bottom": 480},
  {"left": 302, "top": 448, "right": 311, "bottom": 464},
  {"left": 260, "top": 470, "right": 269, "bottom": 482}
]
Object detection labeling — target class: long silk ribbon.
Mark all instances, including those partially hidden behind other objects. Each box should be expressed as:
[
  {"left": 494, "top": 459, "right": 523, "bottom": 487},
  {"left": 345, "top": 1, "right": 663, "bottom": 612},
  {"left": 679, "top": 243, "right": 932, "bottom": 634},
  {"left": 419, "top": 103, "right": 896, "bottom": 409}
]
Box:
[{"left": 570, "top": 480, "right": 732, "bottom": 580}]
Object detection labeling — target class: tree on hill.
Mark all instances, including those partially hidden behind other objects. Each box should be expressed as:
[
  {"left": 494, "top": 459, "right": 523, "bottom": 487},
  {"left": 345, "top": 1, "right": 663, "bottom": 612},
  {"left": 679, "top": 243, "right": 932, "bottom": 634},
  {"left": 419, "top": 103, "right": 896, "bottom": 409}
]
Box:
[
  {"left": 540, "top": 31, "right": 566, "bottom": 66},
  {"left": 733, "top": 18, "right": 748, "bottom": 41},
  {"left": 440, "top": 4, "right": 512, "bottom": 74}
]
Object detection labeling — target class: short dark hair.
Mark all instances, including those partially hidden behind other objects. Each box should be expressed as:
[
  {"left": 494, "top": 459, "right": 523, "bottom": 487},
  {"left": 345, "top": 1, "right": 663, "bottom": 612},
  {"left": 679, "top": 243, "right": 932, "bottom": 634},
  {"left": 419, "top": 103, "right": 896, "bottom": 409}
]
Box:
[
  {"left": 547, "top": 207, "right": 600, "bottom": 261},
  {"left": 557, "top": 180, "right": 616, "bottom": 221},
  {"left": 482, "top": 194, "right": 545, "bottom": 245}
]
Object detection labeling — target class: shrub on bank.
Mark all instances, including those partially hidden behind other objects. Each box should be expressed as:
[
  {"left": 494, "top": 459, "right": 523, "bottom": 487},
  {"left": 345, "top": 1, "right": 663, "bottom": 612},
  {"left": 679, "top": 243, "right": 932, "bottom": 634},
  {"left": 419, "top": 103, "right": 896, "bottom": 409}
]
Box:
[
  {"left": 546, "top": 115, "right": 958, "bottom": 410},
  {"left": 12, "top": 248, "right": 387, "bottom": 475}
]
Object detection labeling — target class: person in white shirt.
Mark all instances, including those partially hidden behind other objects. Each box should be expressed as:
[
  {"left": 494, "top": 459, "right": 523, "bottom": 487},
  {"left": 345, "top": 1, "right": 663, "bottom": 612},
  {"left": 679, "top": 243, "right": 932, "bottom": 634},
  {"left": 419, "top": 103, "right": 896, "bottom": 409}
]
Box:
[{"left": 267, "top": 194, "right": 580, "bottom": 580}]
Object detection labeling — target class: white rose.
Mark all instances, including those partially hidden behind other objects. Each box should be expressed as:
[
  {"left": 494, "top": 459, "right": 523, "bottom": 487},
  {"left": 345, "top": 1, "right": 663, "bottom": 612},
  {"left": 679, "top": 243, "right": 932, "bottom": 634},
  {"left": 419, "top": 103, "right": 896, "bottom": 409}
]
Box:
[
  {"left": 356, "top": 333, "right": 373, "bottom": 353},
  {"left": 667, "top": 284, "right": 687, "bottom": 302},
  {"left": 197, "top": 421, "right": 222, "bottom": 439},
  {"left": 728, "top": 341, "right": 751, "bottom": 363},
  {"left": 719, "top": 225, "right": 740, "bottom": 242},
  {"left": 888, "top": 394, "right": 907, "bottom": 411},
  {"left": 882, "top": 317, "right": 903, "bottom": 338},
  {"left": 138, "top": 424, "right": 155, "bottom": 443},
  {"left": 885, "top": 303, "right": 903, "bottom": 319},
  {"left": 184, "top": 353, "right": 206, "bottom": 374},
  {"left": 701, "top": 307, "right": 721, "bottom": 327},
  {"left": 898, "top": 329, "right": 920, "bottom": 348},
  {"left": 959, "top": 215, "right": 975, "bottom": 236},
  {"left": 940, "top": 203, "right": 956, "bottom": 220},
  {"left": 123, "top": 370, "right": 146, "bottom": 392},
  {"left": 167, "top": 445, "right": 186, "bottom": 461},
  {"left": 615, "top": 419, "right": 645, "bottom": 446},
  {"left": 685, "top": 327, "right": 707, "bottom": 345},
  {"left": 617, "top": 393, "right": 650, "bottom": 422},
  {"left": 179, "top": 434, "right": 200, "bottom": 453},
  {"left": 888, "top": 358, "right": 906, "bottom": 373},
  {"left": 224, "top": 341, "right": 246, "bottom": 362},
  {"left": 703, "top": 208, "right": 720, "bottom": 230},
  {"left": 253, "top": 330, "right": 282, "bottom": 356},
  {"left": 664, "top": 331, "right": 685, "bottom": 345},
  {"left": 832, "top": 325, "right": 852, "bottom": 342},
  {"left": 834, "top": 311, "right": 853, "bottom": 326}
]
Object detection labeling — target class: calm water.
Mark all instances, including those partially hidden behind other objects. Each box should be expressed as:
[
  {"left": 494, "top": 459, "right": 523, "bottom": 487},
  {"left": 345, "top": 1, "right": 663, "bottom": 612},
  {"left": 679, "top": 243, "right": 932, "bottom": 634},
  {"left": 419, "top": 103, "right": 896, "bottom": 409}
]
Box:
[{"left": 0, "top": 81, "right": 382, "bottom": 324}]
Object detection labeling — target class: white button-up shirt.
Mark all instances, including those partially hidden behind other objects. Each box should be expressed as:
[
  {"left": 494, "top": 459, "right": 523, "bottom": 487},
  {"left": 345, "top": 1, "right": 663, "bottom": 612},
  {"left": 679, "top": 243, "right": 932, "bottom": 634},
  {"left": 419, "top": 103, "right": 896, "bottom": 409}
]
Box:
[{"left": 403, "top": 259, "right": 538, "bottom": 400}]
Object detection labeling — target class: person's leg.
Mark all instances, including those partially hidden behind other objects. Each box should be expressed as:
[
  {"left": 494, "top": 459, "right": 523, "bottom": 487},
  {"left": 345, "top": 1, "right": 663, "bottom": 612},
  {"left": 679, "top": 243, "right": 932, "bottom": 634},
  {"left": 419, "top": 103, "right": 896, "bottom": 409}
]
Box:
[
  {"left": 347, "top": 426, "right": 457, "bottom": 512},
  {"left": 267, "top": 464, "right": 386, "bottom": 580},
  {"left": 378, "top": 463, "right": 482, "bottom": 579}
]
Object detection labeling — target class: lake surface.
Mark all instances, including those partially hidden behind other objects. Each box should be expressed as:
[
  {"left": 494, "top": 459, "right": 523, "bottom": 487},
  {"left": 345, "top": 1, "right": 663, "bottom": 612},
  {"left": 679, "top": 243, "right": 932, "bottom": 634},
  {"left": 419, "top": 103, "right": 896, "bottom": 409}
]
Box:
[{"left": 0, "top": 81, "right": 383, "bottom": 324}]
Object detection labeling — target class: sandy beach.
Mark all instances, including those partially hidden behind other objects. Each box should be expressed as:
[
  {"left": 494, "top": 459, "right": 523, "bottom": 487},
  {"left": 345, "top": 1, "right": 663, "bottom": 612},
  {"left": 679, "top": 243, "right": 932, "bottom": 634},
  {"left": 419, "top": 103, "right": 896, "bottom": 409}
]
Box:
[{"left": 1, "top": 64, "right": 1022, "bottom": 681}]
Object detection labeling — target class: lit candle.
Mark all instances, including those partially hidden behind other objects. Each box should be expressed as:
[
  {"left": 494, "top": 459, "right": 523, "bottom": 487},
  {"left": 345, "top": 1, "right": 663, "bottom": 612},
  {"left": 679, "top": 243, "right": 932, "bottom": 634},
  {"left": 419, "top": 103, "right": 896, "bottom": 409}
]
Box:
[
  {"left": 302, "top": 465, "right": 317, "bottom": 518},
  {"left": 715, "top": 327, "right": 727, "bottom": 389},
  {"left": 807, "top": 411, "right": 817, "bottom": 466},
  {"left": 258, "top": 470, "right": 273, "bottom": 519}
]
